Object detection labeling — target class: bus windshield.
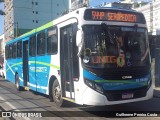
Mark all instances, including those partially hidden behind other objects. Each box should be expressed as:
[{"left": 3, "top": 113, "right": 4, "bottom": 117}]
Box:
[{"left": 82, "top": 25, "right": 150, "bottom": 68}]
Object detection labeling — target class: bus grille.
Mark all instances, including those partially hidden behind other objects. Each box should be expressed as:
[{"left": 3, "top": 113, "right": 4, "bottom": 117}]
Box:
[{"left": 104, "top": 86, "right": 148, "bottom": 101}]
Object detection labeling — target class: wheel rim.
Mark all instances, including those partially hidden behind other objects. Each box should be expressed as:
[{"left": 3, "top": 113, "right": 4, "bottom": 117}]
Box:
[{"left": 54, "top": 85, "right": 61, "bottom": 102}]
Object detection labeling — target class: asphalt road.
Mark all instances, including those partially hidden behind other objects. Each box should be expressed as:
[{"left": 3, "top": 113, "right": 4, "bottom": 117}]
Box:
[{"left": 0, "top": 78, "right": 160, "bottom": 120}]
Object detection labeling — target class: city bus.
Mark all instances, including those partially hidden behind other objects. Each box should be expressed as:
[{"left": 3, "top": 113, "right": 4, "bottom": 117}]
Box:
[{"left": 5, "top": 7, "right": 153, "bottom": 106}]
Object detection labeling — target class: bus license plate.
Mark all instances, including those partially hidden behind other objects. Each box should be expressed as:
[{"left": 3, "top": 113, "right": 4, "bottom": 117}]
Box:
[{"left": 122, "top": 93, "right": 134, "bottom": 99}]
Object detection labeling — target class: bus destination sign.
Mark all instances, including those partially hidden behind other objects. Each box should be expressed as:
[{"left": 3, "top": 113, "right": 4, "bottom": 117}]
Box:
[
  {"left": 92, "top": 11, "right": 137, "bottom": 22},
  {"left": 84, "top": 9, "right": 145, "bottom": 23}
]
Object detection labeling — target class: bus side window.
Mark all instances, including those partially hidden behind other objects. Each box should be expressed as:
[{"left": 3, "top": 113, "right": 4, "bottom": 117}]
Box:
[
  {"left": 72, "top": 23, "right": 79, "bottom": 79},
  {"left": 17, "top": 41, "right": 22, "bottom": 58},
  {"left": 12, "top": 43, "right": 17, "bottom": 58},
  {"left": 37, "top": 31, "right": 46, "bottom": 55},
  {"left": 47, "top": 27, "right": 58, "bottom": 54},
  {"left": 29, "top": 35, "right": 36, "bottom": 56},
  {"left": 9, "top": 44, "right": 13, "bottom": 59},
  {"left": 5, "top": 46, "right": 9, "bottom": 59}
]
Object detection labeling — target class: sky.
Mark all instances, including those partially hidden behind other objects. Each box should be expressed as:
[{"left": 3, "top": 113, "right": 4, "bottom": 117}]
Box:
[
  {"left": 0, "top": 0, "right": 151, "bottom": 35},
  {"left": 89, "top": 0, "right": 150, "bottom": 6},
  {"left": 90, "top": 0, "right": 121, "bottom": 6}
]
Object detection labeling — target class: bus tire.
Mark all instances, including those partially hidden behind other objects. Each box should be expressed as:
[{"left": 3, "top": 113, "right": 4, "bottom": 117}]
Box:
[
  {"left": 15, "top": 75, "right": 23, "bottom": 91},
  {"left": 52, "top": 79, "right": 65, "bottom": 107}
]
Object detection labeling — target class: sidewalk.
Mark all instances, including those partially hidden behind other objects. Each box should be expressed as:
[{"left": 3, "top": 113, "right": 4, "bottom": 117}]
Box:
[{"left": 151, "top": 58, "right": 160, "bottom": 98}]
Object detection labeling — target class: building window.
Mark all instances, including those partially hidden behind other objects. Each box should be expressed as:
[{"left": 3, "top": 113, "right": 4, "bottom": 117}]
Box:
[
  {"left": 12, "top": 43, "right": 17, "bottom": 58},
  {"left": 36, "top": 11, "right": 38, "bottom": 14},
  {"left": 36, "top": 20, "right": 38, "bottom": 23},
  {"left": 17, "top": 41, "right": 22, "bottom": 58},
  {"left": 5, "top": 46, "right": 9, "bottom": 59}
]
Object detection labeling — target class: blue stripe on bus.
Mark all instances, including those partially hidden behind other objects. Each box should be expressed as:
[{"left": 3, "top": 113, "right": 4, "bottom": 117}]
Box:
[{"left": 83, "top": 69, "right": 150, "bottom": 90}]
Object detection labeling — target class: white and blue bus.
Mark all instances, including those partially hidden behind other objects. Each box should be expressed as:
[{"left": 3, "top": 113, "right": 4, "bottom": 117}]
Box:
[{"left": 5, "top": 7, "right": 153, "bottom": 106}]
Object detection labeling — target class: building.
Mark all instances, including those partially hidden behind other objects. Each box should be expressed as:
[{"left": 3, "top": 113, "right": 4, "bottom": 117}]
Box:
[
  {"left": 70, "top": 0, "right": 88, "bottom": 10},
  {"left": 120, "top": 0, "right": 134, "bottom": 3},
  {"left": 101, "top": 2, "right": 132, "bottom": 9},
  {"left": 0, "top": 34, "right": 4, "bottom": 63},
  {"left": 4, "top": 0, "right": 69, "bottom": 42},
  {"left": 152, "top": 0, "right": 160, "bottom": 35},
  {"left": 134, "top": 0, "right": 160, "bottom": 35}
]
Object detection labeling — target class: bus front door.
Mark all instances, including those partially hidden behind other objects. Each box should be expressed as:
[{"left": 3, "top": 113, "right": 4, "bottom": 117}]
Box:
[
  {"left": 23, "top": 41, "right": 29, "bottom": 88},
  {"left": 60, "top": 24, "right": 78, "bottom": 101}
]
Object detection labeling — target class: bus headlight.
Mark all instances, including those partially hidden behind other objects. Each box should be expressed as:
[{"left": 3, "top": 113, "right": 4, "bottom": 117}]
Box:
[
  {"left": 84, "top": 78, "right": 103, "bottom": 94},
  {"left": 85, "top": 79, "right": 94, "bottom": 88},
  {"left": 95, "top": 83, "right": 103, "bottom": 94}
]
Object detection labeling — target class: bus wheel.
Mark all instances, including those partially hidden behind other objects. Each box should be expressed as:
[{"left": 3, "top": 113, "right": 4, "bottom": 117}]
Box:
[
  {"left": 52, "top": 80, "right": 65, "bottom": 107},
  {"left": 15, "top": 75, "right": 23, "bottom": 91}
]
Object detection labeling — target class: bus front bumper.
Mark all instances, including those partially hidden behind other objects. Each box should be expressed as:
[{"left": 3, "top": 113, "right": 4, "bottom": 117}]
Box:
[{"left": 82, "top": 85, "right": 153, "bottom": 106}]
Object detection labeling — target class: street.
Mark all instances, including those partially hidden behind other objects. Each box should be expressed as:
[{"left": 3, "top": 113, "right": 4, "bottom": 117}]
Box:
[{"left": 0, "top": 78, "right": 160, "bottom": 120}]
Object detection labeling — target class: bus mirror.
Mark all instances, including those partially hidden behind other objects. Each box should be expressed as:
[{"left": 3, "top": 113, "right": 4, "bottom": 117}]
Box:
[{"left": 76, "top": 30, "right": 83, "bottom": 47}]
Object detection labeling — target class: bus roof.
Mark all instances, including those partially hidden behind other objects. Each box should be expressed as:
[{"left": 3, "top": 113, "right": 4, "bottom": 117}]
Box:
[
  {"left": 6, "top": 20, "right": 53, "bottom": 45},
  {"left": 89, "top": 6, "right": 139, "bottom": 13}
]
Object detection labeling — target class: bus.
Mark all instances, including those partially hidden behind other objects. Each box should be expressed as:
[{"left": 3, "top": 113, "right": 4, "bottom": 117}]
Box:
[{"left": 5, "top": 7, "right": 153, "bottom": 106}]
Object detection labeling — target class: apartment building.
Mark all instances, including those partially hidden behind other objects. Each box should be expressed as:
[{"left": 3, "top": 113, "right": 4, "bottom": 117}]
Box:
[
  {"left": 152, "top": 0, "right": 160, "bottom": 35},
  {"left": 4, "top": 0, "right": 69, "bottom": 42},
  {"left": 71, "top": 0, "right": 88, "bottom": 9},
  {"left": 135, "top": 0, "right": 160, "bottom": 35},
  {"left": 0, "top": 34, "right": 4, "bottom": 63}
]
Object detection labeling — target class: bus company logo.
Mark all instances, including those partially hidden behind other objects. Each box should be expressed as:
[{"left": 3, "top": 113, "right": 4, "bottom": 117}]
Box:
[
  {"left": 83, "top": 48, "right": 126, "bottom": 67},
  {"left": 122, "top": 76, "right": 132, "bottom": 79}
]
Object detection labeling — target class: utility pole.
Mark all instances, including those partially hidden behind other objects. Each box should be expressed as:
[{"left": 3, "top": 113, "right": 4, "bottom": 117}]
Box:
[{"left": 14, "top": 22, "right": 18, "bottom": 37}]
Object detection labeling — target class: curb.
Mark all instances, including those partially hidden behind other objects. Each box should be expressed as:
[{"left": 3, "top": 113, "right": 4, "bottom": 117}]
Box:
[{"left": 154, "top": 87, "right": 160, "bottom": 98}]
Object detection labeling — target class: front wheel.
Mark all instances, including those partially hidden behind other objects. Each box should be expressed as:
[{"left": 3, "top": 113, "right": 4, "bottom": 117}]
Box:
[
  {"left": 15, "top": 75, "right": 23, "bottom": 91},
  {"left": 52, "top": 80, "right": 66, "bottom": 107}
]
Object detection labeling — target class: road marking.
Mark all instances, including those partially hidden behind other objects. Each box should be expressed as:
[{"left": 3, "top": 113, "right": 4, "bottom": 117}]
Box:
[{"left": 0, "top": 95, "right": 31, "bottom": 120}]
